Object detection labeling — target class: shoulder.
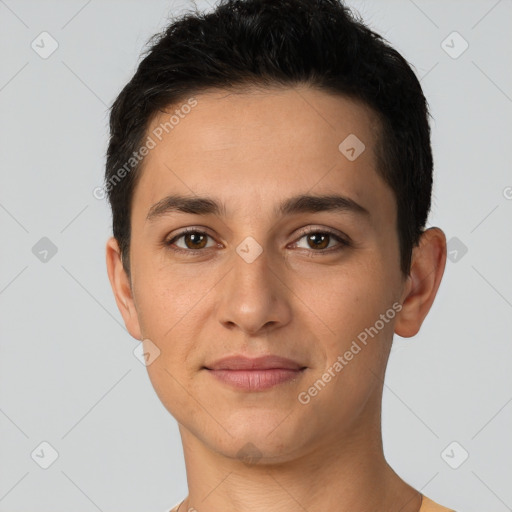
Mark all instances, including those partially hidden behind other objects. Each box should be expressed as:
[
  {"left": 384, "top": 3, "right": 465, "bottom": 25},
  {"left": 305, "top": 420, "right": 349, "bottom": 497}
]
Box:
[{"left": 420, "top": 495, "right": 457, "bottom": 512}]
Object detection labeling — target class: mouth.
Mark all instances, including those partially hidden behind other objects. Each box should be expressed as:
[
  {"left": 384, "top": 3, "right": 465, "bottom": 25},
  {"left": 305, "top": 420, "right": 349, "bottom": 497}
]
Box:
[
  {"left": 204, "top": 367, "right": 307, "bottom": 391},
  {"left": 204, "top": 354, "right": 306, "bottom": 371},
  {"left": 202, "top": 354, "right": 307, "bottom": 391}
]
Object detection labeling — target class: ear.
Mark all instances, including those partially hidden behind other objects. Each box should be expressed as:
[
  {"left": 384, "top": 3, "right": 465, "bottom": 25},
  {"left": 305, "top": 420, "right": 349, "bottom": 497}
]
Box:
[
  {"left": 105, "top": 236, "right": 142, "bottom": 341},
  {"left": 394, "top": 227, "right": 447, "bottom": 338}
]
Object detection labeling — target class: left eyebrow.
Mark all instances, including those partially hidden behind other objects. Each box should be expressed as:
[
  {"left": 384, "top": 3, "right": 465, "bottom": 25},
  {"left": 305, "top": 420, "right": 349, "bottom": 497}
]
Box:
[
  {"left": 277, "top": 193, "right": 370, "bottom": 219},
  {"left": 145, "top": 193, "right": 370, "bottom": 222}
]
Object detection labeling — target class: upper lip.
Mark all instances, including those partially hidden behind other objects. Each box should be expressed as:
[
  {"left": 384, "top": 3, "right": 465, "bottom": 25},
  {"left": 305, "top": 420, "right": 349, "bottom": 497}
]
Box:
[{"left": 204, "top": 355, "right": 306, "bottom": 371}]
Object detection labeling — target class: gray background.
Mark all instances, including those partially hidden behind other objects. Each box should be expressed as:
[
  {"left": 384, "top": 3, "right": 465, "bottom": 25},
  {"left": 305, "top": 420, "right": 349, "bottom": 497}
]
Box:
[{"left": 1, "top": 0, "right": 511, "bottom": 511}]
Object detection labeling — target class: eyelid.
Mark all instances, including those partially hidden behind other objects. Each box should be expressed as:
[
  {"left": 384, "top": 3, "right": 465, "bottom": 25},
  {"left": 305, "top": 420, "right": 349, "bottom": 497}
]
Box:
[
  {"left": 288, "top": 226, "right": 351, "bottom": 252},
  {"left": 292, "top": 226, "right": 351, "bottom": 245},
  {"left": 164, "top": 227, "right": 219, "bottom": 252}
]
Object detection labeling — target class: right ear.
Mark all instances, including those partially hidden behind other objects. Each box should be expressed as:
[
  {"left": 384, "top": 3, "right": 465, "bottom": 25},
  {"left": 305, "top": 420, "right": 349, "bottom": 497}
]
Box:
[{"left": 105, "top": 236, "right": 142, "bottom": 341}]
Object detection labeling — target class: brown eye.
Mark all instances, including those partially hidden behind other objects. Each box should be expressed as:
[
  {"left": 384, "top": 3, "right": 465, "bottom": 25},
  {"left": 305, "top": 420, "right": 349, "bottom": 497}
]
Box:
[
  {"left": 306, "top": 232, "right": 330, "bottom": 250},
  {"left": 166, "top": 230, "right": 216, "bottom": 252},
  {"left": 182, "top": 232, "right": 208, "bottom": 249},
  {"left": 293, "top": 229, "right": 350, "bottom": 253}
]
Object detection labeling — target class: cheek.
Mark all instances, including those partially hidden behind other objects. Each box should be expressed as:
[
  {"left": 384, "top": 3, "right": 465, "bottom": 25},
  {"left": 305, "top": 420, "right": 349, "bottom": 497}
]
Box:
[
  {"left": 132, "top": 257, "right": 208, "bottom": 335},
  {"left": 292, "top": 257, "right": 396, "bottom": 398},
  {"left": 132, "top": 263, "right": 215, "bottom": 387},
  {"left": 293, "top": 260, "right": 388, "bottom": 335}
]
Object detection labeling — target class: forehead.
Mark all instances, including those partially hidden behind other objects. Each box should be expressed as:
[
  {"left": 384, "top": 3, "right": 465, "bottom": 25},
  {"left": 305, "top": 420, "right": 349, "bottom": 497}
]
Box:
[
  {"left": 132, "top": 86, "right": 393, "bottom": 223},
  {"left": 146, "top": 85, "right": 380, "bottom": 156}
]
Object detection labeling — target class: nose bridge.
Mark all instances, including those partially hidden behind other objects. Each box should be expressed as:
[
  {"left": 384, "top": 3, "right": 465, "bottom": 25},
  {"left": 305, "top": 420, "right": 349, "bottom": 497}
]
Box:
[
  {"left": 233, "top": 243, "right": 272, "bottom": 295},
  {"left": 216, "top": 241, "right": 290, "bottom": 334}
]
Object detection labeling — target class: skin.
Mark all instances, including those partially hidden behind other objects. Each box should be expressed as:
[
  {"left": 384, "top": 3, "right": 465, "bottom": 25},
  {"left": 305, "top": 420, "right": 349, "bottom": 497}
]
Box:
[{"left": 106, "top": 85, "right": 446, "bottom": 512}]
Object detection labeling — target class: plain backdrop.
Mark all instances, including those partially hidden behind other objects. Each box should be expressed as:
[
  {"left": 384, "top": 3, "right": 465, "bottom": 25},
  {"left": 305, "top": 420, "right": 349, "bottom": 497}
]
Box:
[{"left": 1, "top": 1, "right": 511, "bottom": 511}]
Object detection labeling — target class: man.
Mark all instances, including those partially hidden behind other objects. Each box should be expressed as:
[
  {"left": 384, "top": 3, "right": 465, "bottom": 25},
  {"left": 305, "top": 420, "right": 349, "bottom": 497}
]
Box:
[{"left": 104, "top": 0, "right": 451, "bottom": 511}]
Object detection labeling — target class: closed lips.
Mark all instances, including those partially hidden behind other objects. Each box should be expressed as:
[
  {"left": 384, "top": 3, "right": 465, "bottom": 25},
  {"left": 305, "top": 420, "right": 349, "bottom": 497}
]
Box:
[{"left": 204, "top": 355, "right": 306, "bottom": 371}]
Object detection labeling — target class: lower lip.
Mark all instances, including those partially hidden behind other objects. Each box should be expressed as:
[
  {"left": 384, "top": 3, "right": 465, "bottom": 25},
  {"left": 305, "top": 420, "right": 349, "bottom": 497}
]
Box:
[{"left": 206, "top": 368, "right": 305, "bottom": 391}]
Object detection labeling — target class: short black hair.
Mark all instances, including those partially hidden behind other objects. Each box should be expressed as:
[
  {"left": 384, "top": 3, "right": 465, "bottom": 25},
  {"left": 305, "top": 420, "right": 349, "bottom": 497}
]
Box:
[{"left": 105, "top": 0, "right": 433, "bottom": 278}]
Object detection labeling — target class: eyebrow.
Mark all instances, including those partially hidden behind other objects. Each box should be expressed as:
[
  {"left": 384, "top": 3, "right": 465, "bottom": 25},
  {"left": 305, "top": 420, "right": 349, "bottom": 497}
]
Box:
[{"left": 146, "top": 193, "right": 370, "bottom": 222}]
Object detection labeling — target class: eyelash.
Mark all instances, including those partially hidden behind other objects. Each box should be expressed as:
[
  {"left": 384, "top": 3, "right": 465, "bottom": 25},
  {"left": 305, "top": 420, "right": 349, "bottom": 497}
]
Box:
[{"left": 164, "top": 227, "right": 351, "bottom": 256}]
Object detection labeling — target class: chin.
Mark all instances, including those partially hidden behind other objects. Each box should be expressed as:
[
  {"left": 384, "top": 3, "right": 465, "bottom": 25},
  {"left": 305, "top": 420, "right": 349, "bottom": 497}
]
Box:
[{"left": 211, "top": 423, "right": 306, "bottom": 464}]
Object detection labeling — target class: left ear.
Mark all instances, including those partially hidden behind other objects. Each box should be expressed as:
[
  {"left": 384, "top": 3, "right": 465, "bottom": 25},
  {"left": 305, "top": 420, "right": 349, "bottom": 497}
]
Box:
[{"left": 394, "top": 227, "right": 447, "bottom": 338}]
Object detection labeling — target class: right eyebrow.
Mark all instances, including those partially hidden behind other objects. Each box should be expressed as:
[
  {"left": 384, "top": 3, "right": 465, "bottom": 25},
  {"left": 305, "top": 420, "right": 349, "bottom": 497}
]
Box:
[{"left": 146, "top": 194, "right": 226, "bottom": 222}]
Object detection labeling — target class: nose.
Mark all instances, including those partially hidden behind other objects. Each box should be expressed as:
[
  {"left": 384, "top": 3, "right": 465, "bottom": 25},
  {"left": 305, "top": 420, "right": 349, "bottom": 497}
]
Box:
[{"left": 215, "top": 245, "right": 292, "bottom": 336}]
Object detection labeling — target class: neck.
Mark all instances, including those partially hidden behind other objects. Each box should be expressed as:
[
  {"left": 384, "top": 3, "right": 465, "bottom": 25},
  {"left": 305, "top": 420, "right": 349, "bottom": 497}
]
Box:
[{"left": 176, "top": 394, "right": 421, "bottom": 512}]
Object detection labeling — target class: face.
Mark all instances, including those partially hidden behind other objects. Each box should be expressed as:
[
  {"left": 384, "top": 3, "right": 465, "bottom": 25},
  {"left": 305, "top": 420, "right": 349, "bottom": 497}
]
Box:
[{"left": 109, "top": 86, "right": 416, "bottom": 464}]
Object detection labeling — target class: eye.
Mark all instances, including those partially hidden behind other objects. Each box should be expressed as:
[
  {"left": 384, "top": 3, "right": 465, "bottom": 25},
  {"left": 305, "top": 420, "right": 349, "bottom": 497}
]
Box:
[
  {"left": 164, "top": 227, "right": 350, "bottom": 256},
  {"left": 165, "top": 228, "right": 217, "bottom": 253},
  {"left": 292, "top": 229, "right": 350, "bottom": 253}
]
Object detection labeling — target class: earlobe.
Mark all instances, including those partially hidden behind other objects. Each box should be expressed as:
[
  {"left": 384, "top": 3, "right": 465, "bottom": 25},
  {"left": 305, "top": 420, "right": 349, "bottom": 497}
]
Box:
[
  {"left": 394, "top": 227, "right": 447, "bottom": 338},
  {"left": 105, "top": 237, "right": 142, "bottom": 340}
]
